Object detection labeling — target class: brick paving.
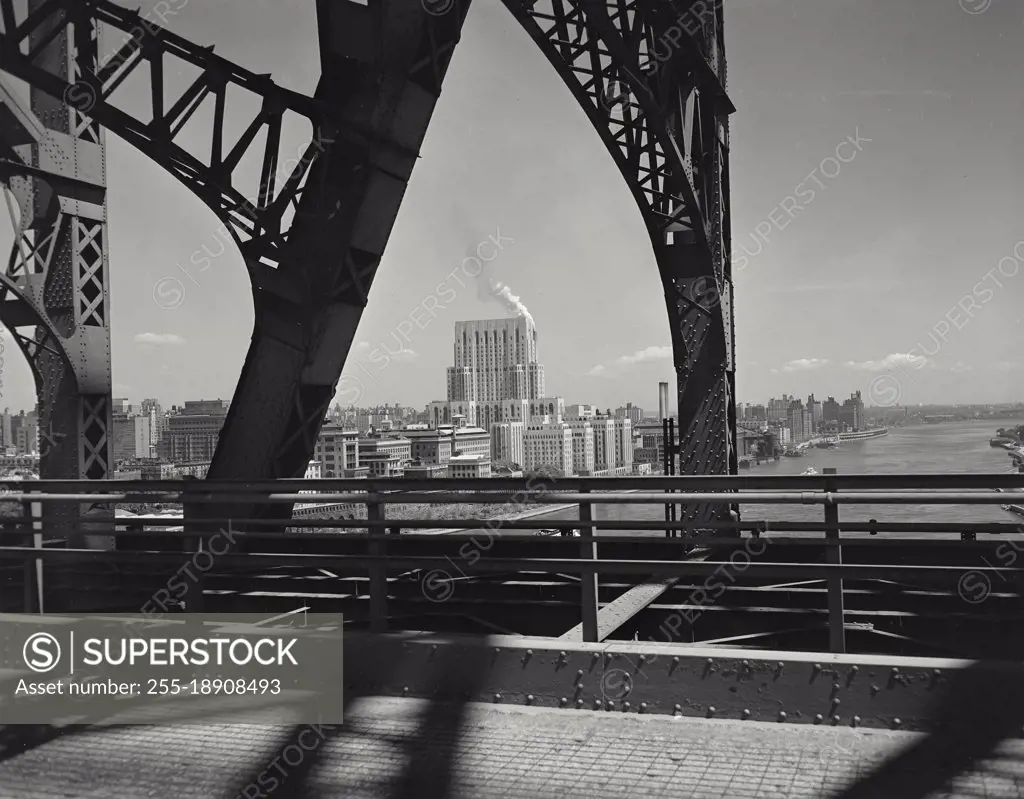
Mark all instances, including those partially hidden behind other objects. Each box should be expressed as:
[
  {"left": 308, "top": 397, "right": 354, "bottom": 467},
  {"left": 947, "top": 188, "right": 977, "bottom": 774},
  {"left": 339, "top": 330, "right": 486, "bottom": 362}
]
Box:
[{"left": 1, "top": 698, "right": 1023, "bottom": 798}]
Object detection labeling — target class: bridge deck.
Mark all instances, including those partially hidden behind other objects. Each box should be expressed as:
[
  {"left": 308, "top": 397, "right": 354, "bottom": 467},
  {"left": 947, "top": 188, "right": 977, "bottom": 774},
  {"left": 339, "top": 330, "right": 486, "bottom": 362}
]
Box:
[{"left": 2, "top": 698, "right": 1022, "bottom": 798}]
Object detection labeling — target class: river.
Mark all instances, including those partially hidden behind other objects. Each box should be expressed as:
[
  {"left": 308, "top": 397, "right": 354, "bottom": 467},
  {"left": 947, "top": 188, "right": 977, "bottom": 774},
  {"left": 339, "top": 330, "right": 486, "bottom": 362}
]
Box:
[{"left": 533, "top": 419, "right": 1024, "bottom": 535}]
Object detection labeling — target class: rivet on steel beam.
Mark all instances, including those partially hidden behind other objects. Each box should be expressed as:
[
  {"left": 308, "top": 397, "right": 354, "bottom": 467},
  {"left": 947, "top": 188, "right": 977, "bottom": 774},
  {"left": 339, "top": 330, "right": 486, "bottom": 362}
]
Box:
[
  {"left": 560, "top": 697, "right": 568, "bottom": 706},
  {"left": 707, "top": 706, "right": 716, "bottom": 717},
  {"left": 673, "top": 704, "right": 683, "bottom": 715},
  {"left": 852, "top": 716, "right": 861, "bottom": 728},
  {"left": 814, "top": 714, "right": 823, "bottom": 724},
  {"left": 640, "top": 702, "right": 647, "bottom": 713},
  {"left": 526, "top": 694, "right": 534, "bottom": 704},
  {"left": 742, "top": 709, "right": 751, "bottom": 719},
  {"left": 893, "top": 718, "right": 902, "bottom": 729},
  {"left": 493, "top": 693, "right": 502, "bottom": 703},
  {"left": 778, "top": 712, "right": 787, "bottom": 722},
  {"left": 623, "top": 702, "right": 630, "bottom": 712}
]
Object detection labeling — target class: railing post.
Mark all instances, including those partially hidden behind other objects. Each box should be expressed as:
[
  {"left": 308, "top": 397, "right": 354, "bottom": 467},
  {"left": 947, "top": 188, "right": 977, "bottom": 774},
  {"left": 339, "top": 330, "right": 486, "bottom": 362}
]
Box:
[
  {"left": 823, "top": 467, "right": 845, "bottom": 653},
  {"left": 579, "top": 488, "right": 599, "bottom": 642},
  {"left": 367, "top": 498, "right": 388, "bottom": 631},
  {"left": 20, "top": 492, "right": 40, "bottom": 613}
]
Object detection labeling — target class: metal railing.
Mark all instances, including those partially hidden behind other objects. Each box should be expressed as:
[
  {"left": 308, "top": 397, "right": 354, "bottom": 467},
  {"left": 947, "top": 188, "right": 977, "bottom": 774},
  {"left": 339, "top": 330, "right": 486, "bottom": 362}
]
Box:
[{"left": 1, "top": 473, "right": 1022, "bottom": 653}]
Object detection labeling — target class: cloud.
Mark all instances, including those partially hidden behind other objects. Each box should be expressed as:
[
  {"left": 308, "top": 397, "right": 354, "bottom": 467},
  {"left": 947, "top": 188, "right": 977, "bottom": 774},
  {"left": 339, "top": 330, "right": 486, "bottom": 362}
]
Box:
[
  {"left": 781, "top": 358, "right": 829, "bottom": 373},
  {"left": 845, "top": 353, "right": 932, "bottom": 371},
  {"left": 587, "top": 344, "right": 672, "bottom": 376},
  {"left": 134, "top": 333, "right": 185, "bottom": 345},
  {"left": 616, "top": 345, "right": 672, "bottom": 365}
]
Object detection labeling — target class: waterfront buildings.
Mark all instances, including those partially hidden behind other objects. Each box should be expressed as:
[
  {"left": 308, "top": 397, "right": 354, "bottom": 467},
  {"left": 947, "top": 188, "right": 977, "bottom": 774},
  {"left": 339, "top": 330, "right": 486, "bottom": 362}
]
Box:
[{"left": 160, "top": 400, "right": 228, "bottom": 462}]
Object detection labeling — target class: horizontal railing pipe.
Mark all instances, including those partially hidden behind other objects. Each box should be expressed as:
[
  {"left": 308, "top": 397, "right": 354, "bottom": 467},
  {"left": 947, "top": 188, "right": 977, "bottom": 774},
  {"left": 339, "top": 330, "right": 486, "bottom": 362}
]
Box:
[
  {"left": 0, "top": 546, "right": 1021, "bottom": 582},
  {"left": 4, "top": 474, "right": 1022, "bottom": 492},
  {"left": 0, "top": 490, "right": 1019, "bottom": 505}
]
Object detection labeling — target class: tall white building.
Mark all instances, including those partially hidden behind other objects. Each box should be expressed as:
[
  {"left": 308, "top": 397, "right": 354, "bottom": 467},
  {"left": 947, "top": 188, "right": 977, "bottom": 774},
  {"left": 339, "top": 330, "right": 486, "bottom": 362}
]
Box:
[
  {"left": 563, "top": 420, "right": 596, "bottom": 475},
  {"left": 614, "top": 418, "right": 633, "bottom": 470},
  {"left": 523, "top": 422, "right": 573, "bottom": 476},
  {"left": 490, "top": 421, "right": 525, "bottom": 467},
  {"left": 433, "top": 318, "right": 563, "bottom": 436},
  {"left": 589, "top": 417, "right": 616, "bottom": 470}
]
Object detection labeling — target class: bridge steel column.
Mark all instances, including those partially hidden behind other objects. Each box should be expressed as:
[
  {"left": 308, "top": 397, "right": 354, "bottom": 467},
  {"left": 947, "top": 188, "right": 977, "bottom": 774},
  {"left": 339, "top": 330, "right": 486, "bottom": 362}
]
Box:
[
  {"left": 503, "top": 0, "right": 737, "bottom": 521},
  {"left": 1, "top": 0, "right": 472, "bottom": 533},
  {"left": 0, "top": 1, "right": 114, "bottom": 576}
]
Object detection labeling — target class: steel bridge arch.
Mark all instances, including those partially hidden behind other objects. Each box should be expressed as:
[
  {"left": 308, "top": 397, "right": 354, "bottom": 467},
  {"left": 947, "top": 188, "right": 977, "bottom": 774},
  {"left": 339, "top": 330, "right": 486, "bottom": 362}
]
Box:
[
  {"left": 501, "top": 0, "right": 737, "bottom": 515},
  {"left": 1, "top": 0, "right": 736, "bottom": 528}
]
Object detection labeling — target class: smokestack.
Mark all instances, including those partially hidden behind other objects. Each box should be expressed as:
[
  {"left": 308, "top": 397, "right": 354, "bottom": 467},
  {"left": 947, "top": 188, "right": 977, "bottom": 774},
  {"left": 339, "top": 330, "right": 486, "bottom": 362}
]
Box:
[{"left": 658, "top": 382, "right": 669, "bottom": 421}]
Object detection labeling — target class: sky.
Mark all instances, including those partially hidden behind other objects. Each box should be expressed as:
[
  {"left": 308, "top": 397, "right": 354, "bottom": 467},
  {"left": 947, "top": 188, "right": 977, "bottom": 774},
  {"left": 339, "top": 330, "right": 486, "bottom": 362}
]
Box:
[{"left": 2, "top": 0, "right": 1023, "bottom": 415}]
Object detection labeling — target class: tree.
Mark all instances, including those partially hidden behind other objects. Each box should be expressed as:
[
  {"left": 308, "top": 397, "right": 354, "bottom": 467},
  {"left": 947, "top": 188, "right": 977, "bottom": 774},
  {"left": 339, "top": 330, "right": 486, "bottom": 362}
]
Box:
[{"left": 523, "top": 464, "right": 564, "bottom": 482}]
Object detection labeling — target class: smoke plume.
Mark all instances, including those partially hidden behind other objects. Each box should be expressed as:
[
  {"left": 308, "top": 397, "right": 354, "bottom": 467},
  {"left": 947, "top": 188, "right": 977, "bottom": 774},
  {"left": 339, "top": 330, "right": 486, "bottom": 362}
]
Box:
[{"left": 465, "top": 240, "right": 533, "bottom": 325}]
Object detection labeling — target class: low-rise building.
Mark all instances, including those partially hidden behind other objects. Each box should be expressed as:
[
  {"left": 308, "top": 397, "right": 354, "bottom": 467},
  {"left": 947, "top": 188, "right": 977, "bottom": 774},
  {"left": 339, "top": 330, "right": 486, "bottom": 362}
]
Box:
[
  {"left": 403, "top": 462, "right": 449, "bottom": 479},
  {"left": 448, "top": 454, "right": 491, "bottom": 479},
  {"left": 315, "top": 425, "right": 360, "bottom": 478},
  {"left": 360, "top": 451, "right": 405, "bottom": 478}
]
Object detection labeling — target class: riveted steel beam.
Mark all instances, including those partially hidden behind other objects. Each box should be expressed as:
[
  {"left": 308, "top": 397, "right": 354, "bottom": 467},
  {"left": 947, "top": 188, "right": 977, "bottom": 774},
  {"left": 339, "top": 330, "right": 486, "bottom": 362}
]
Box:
[
  {"left": 503, "top": 0, "right": 736, "bottom": 509},
  {"left": 342, "top": 632, "right": 999, "bottom": 732},
  {"left": 0, "top": 1, "right": 114, "bottom": 584},
  {"left": 0, "top": 0, "right": 473, "bottom": 536}
]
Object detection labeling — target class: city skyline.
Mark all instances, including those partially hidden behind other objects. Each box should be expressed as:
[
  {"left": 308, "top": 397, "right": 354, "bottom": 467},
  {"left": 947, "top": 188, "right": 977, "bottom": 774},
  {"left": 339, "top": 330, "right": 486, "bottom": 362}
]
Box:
[{"left": 0, "top": 0, "right": 1022, "bottom": 414}]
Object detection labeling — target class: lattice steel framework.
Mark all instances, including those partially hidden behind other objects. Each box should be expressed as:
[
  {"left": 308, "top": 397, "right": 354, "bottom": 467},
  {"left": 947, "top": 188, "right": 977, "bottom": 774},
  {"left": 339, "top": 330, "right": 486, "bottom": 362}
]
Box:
[
  {"left": 0, "top": 0, "right": 734, "bottom": 528},
  {"left": 503, "top": 0, "right": 737, "bottom": 521},
  {"left": 0, "top": 1, "right": 113, "bottom": 534},
  {"left": 0, "top": 0, "right": 473, "bottom": 528}
]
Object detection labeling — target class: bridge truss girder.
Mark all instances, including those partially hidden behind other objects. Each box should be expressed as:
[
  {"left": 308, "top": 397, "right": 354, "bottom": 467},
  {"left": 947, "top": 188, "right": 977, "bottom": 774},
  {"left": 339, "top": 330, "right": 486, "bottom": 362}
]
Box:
[
  {"left": 503, "top": 0, "right": 737, "bottom": 515},
  {"left": 0, "top": 2, "right": 113, "bottom": 552},
  {"left": 0, "top": 0, "right": 472, "bottom": 527},
  {"left": 2, "top": 0, "right": 735, "bottom": 529}
]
